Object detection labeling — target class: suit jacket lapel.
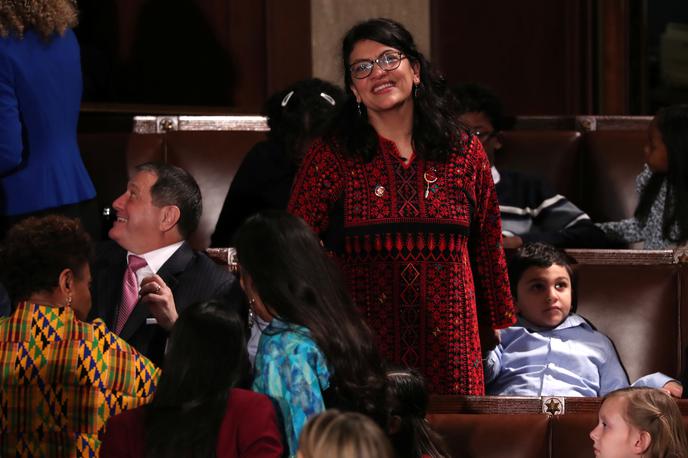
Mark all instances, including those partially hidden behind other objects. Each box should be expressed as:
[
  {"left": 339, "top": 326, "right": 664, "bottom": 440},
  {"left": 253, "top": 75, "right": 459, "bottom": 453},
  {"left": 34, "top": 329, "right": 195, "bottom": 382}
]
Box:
[
  {"left": 91, "top": 244, "right": 127, "bottom": 329},
  {"left": 120, "top": 242, "right": 193, "bottom": 341}
]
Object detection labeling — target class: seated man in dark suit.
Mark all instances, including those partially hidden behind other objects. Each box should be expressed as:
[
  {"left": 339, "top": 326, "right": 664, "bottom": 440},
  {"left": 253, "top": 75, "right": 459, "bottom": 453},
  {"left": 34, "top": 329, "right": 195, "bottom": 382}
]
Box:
[
  {"left": 453, "top": 83, "right": 609, "bottom": 249},
  {"left": 90, "top": 162, "right": 237, "bottom": 365}
]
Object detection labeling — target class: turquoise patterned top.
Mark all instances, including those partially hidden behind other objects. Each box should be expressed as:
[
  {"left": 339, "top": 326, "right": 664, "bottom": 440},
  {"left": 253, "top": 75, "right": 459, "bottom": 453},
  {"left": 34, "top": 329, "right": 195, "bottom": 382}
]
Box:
[{"left": 251, "top": 319, "right": 331, "bottom": 456}]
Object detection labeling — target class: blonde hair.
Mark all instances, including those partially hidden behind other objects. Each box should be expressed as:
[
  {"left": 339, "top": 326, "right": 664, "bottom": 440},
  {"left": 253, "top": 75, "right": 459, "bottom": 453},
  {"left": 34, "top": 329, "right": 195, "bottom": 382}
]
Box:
[
  {"left": 605, "top": 387, "right": 688, "bottom": 458},
  {"left": 0, "top": 0, "right": 77, "bottom": 39},
  {"left": 298, "top": 410, "right": 395, "bottom": 458}
]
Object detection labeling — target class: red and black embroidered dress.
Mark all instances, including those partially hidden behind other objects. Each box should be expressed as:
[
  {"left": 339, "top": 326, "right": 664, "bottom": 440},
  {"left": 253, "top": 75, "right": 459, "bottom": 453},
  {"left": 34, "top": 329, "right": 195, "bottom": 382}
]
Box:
[{"left": 288, "top": 133, "right": 515, "bottom": 394}]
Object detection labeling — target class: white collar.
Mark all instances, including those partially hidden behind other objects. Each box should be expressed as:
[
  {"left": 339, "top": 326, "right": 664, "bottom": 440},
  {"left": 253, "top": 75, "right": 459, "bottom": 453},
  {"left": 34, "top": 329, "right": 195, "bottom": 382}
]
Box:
[
  {"left": 491, "top": 166, "right": 500, "bottom": 185},
  {"left": 127, "top": 241, "right": 184, "bottom": 274}
]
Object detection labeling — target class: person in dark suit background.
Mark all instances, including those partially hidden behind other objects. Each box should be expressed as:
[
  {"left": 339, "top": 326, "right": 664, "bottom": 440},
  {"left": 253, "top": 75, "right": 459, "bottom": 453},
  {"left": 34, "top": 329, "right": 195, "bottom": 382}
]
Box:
[
  {"left": 0, "top": 0, "right": 100, "bottom": 240},
  {"left": 90, "top": 162, "right": 236, "bottom": 365}
]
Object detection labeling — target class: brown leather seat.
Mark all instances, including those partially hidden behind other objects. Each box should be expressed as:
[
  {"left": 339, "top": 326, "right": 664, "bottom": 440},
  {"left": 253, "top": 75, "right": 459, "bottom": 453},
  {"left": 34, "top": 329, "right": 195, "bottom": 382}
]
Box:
[
  {"left": 497, "top": 130, "right": 582, "bottom": 205},
  {"left": 575, "top": 263, "right": 681, "bottom": 383},
  {"left": 581, "top": 130, "right": 646, "bottom": 222},
  {"left": 165, "top": 130, "right": 266, "bottom": 249},
  {"left": 429, "top": 413, "right": 550, "bottom": 458}
]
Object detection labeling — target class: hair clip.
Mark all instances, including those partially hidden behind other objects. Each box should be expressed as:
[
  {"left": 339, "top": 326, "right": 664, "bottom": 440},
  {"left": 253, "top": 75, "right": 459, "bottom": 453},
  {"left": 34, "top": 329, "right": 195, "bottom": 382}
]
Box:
[
  {"left": 281, "top": 90, "right": 295, "bottom": 107},
  {"left": 320, "top": 92, "right": 336, "bottom": 106}
]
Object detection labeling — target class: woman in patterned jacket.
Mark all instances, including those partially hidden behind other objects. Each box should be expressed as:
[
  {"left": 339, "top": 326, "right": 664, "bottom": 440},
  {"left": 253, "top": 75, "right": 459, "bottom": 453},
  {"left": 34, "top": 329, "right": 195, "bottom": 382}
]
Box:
[{"left": 0, "top": 215, "right": 159, "bottom": 456}]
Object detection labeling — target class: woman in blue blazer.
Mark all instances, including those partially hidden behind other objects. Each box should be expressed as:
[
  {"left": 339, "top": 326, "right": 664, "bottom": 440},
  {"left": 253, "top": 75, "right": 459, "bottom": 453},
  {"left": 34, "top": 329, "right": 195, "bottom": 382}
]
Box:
[{"left": 0, "top": 0, "right": 98, "bottom": 238}]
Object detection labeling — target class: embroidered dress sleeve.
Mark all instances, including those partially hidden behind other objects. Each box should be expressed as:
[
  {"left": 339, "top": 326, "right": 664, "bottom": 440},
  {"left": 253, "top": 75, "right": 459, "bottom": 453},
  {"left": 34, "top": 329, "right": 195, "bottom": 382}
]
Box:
[
  {"left": 467, "top": 137, "right": 516, "bottom": 329},
  {"left": 597, "top": 333, "right": 630, "bottom": 396},
  {"left": 288, "top": 140, "right": 346, "bottom": 234},
  {"left": 0, "top": 50, "right": 23, "bottom": 174},
  {"left": 252, "top": 330, "right": 330, "bottom": 456}
]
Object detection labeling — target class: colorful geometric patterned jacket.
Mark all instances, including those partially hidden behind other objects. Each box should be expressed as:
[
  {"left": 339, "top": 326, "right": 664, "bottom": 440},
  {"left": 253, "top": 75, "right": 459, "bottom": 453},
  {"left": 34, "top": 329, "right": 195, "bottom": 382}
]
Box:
[{"left": 0, "top": 302, "right": 159, "bottom": 457}]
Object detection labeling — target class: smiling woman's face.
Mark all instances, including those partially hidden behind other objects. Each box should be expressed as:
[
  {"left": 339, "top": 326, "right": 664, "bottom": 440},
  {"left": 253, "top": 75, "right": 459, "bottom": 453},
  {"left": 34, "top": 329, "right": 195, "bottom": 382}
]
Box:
[{"left": 348, "top": 39, "right": 420, "bottom": 116}]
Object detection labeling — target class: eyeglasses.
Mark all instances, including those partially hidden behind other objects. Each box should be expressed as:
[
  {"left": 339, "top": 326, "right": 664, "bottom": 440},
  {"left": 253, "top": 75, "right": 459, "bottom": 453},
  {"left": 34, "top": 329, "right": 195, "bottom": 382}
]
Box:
[
  {"left": 472, "top": 129, "right": 499, "bottom": 143},
  {"left": 349, "top": 51, "right": 406, "bottom": 79}
]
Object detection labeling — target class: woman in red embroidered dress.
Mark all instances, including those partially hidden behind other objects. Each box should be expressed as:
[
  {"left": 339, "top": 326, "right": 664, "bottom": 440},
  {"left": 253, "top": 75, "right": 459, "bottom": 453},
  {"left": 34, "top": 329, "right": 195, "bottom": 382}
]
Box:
[{"left": 288, "top": 18, "right": 515, "bottom": 395}]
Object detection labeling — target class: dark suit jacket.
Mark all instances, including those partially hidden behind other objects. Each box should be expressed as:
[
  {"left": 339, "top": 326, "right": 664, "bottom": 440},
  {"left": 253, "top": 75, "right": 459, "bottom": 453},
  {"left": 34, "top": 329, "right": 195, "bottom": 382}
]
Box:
[
  {"left": 100, "top": 388, "right": 284, "bottom": 458},
  {"left": 90, "top": 241, "right": 238, "bottom": 365}
]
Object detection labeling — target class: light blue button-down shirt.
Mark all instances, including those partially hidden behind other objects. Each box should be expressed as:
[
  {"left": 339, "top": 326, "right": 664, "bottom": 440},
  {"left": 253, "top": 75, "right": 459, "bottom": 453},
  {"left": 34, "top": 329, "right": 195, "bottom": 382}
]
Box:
[{"left": 485, "top": 314, "right": 673, "bottom": 396}]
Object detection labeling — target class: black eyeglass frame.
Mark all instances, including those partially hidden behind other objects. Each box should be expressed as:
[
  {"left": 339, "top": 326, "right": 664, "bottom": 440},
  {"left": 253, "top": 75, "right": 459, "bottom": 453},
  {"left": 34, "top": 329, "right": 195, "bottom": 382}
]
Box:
[{"left": 349, "top": 51, "right": 407, "bottom": 79}]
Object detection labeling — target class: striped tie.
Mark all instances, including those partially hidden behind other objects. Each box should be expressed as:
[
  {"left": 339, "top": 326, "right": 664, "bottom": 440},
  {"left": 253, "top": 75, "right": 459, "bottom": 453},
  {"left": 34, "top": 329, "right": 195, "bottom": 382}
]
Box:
[{"left": 115, "top": 255, "right": 148, "bottom": 334}]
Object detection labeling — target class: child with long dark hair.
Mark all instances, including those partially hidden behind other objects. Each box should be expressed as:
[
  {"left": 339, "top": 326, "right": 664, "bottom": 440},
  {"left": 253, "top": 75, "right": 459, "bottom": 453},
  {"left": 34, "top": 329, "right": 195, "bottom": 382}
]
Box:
[
  {"left": 598, "top": 104, "right": 688, "bottom": 249},
  {"left": 386, "top": 368, "right": 449, "bottom": 458},
  {"left": 235, "top": 211, "right": 386, "bottom": 456},
  {"left": 100, "top": 301, "right": 283, "bottom": 457}
]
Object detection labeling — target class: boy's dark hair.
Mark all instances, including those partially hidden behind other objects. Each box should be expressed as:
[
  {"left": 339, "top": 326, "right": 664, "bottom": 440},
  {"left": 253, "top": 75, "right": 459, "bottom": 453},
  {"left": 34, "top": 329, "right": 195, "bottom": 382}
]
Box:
[
  {"left": 452, "top": 83, "right": 508, "bottom": 132},
  {"left": 507, "top": 242, "right": 577, "bottom": 312}
]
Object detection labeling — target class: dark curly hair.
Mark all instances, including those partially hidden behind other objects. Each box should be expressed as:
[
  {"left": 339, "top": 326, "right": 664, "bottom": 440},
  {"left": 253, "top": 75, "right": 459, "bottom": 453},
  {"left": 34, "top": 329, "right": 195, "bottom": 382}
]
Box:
[
  {"left": 0, "top": 0, "right": 78, "bottom": 39},
  {"left": 0, "top": 215, "right": 92, "bottom": 305},
  {"left": 334, "top": 18, "right": 464, "bottom": 162},
  {"left": 635, "top": 104, "right": 688, "bottom": 244},
  {"left": 235, "top": 210, "right": 387, "bottom": 424},
  {"left": 506, "top": 242, "right": 577, "bottom": 312},
  {"left": 265, "top": 78, "right": 344, "bottom": 164}
]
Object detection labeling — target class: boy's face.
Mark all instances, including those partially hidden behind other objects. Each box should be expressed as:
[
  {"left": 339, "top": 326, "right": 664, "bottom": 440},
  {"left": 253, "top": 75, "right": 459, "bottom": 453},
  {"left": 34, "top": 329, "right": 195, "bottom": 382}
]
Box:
[{"left": 516, "top": 264, "right": 572, "bottom": 328}]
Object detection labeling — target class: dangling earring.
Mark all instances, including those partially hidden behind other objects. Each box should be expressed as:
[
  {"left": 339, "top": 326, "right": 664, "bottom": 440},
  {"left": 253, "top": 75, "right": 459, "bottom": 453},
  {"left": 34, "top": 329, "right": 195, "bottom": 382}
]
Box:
[
  {"left": 247, "top": 297, "right": 258, "bottom": 327},
  {"left": 66, "top": 295, "right": 72, "bottom": 307},
  {"left": 357, "top": 102, "right": 362, "bottom": 117},
  {"left": 414, "top": 83, "right": 419, "bottom": 98}
]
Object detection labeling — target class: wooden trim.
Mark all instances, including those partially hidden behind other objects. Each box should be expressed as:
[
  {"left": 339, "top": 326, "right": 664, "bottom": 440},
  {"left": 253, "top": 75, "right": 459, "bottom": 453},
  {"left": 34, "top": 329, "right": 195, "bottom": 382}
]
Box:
[
  {"left": 598, "top": 0, "right": 631, "bottom": 114},
  {"left": 132, "top": 116, "right": 269, "bottom": 133},
  {"left": 565, "top": 249, "right": 676, "bottom": 265},
  {"left": 82, "top": 113, "right": 655, "bottom": 133},
  {"left": 429, "top": 395, "right": 688, "bottom": 415}
]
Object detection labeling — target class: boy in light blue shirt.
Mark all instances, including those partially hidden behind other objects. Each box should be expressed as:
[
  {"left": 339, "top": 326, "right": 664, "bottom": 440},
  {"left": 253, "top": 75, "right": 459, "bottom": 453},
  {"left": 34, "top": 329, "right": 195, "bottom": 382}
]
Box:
[{"left": 485, "top": 243, "right": 682, "bottom": 397}]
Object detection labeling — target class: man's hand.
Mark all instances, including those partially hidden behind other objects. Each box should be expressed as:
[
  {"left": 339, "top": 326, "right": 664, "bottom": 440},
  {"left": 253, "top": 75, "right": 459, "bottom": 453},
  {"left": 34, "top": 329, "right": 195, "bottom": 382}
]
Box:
[
  {"left": 662, "top": 380, "right": 683, "bottom": 398},
  {"left": 140, "top": 275, "right": 178, "bottom": 331}
]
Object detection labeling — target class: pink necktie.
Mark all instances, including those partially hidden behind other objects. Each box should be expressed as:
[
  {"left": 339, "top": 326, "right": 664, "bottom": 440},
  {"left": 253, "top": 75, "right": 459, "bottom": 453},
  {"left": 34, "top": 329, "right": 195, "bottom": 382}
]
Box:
[{"left": 115, "top": 255, "right": 148, "bottom": 335}]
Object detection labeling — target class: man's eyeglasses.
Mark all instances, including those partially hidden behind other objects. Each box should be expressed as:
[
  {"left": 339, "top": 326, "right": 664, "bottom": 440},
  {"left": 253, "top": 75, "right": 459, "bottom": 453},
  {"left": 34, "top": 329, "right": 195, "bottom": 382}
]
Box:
[{"left": 349, "top": 51, "right": 406, "bottom": 79}]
